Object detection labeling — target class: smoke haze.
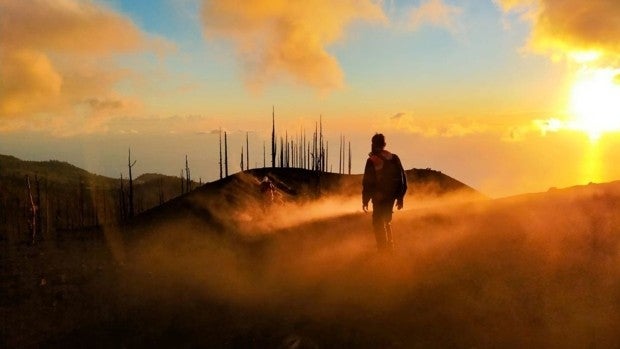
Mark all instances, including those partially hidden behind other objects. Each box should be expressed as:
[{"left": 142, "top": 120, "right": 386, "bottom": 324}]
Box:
[{"left": 109, "top": 179, "right": 620, "bottom": 347}]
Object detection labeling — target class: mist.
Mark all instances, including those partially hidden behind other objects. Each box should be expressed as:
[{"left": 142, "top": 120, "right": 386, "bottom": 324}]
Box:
[{"left": 104, "top": 180, "right": 620, "bottom": 348}]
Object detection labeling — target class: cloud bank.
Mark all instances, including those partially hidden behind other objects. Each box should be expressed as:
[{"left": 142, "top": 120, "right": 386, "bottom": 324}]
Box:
[
  {"left": 388, "top": 112, "right": 488, "bottom": 138},
  {"left": 200, "top": 0, "right": 386, "bottom": 92},
  {"left": 498, "top": 0, "right": 620, "bottom": 63},
  {"left": 0, "top": 0, "right": 163, "bottom": 134}
]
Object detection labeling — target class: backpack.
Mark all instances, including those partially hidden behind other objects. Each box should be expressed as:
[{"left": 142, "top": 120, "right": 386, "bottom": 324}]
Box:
[{"left": 375, "top": 153, "right": 405, "bottom": 200}]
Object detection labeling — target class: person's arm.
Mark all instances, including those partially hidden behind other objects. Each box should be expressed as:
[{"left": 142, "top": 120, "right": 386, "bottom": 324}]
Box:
[
  {"left": 394, "top": 155, "right": 407, "bottom": 209},
  {"left": 362, "top": 158, "right": 374, "bottom": 211}
]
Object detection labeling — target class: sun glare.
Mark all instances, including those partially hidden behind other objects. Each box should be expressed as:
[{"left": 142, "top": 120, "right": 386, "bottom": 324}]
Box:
[{"left": 569, "top": 68, "right": 620, "bottom": 140}]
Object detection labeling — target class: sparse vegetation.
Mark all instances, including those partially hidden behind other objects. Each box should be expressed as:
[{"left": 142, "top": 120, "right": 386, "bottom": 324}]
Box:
[{"left": 0, "top": 154, "right": 196, "bottom": 243}]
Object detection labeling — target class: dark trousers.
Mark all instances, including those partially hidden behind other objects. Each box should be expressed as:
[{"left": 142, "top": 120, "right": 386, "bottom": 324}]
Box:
[{"left": 372, "top": 199, "right": 395, "bottom": 251}]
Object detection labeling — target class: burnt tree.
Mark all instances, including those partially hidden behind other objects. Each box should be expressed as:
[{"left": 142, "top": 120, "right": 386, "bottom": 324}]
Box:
[
  {"left": 240, "top": 146, "right": 244, "bottom": 171},
  {"left": 271, "top": 106, "right": 276, "bottom": 168},
  {"left": 25, "top": 175, "right": 37, "bottom": 244},
  {"left": 128, "top": 148, "right": 137, "bottom": 219},
  {"left": 185, "top": 155, "right": 191, "bottom": 192},
  {"left": 246, "top": 132, "right": 250, "bottom": 170},
  {"left": 219, "top": 128, "right": 223, "bottom": 179},
  {"left": 224, "top": 132, "right": 229, "bottom": 177}
]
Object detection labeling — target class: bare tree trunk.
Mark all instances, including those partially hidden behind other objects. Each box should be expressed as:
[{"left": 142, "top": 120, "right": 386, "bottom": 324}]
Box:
[
  {"left": 326, "top": 141, "right": 329, "bottom": 173},
  {"left": 339, "top": 134, "right": 342, "bottom": 174},
  {"left": 181, "top": 169, "right": 185, "bottom": 194},
  {"left": 246, "top": 132, "right": 249, "bottom": 170},
  {"left": 26, "top": 176, "right": 37, "bottom": 244},
  {"left": 185, "top": 155, "right": 191, "bottom": 192},
  {"left": 263, "top": 141, "right": 266, "bottom": 168},
  {"left": 313, "top": 123, "right": 317, "bottom": 171},
  {"left": 348, "top": 141, "right": 352, "bottom": 175},
  {"left": 343, "top": 135, "right": 346, "bottom": 174},
  {"left": 128, "top": 148, "right": 137, "bottom": 219},
  {"left": 279, "top": 137, "right": 284, "bottom": 168},
  {"left": 319, "top": 115, "right": 323, "bottom": 172},
  {"left": 224, "top": 132, "right": 229, "bottom": 177},
  {"left": 240, "top": 146, "right": 244, "bottom": 171},
  {"left": 35, "top": 175, "right": 42, "bottom": 238},
  {"left": 306, "top": 142, "right": 312, "bottom": 170},
  {"left": 285, "top": 131, "right": 288, "bottom": 167},
  {"left": 219, "top": 128, "right": 223, "bottom": 179},
  {"left": 271, "top": 107, "right": 275, "bottom": 167}
]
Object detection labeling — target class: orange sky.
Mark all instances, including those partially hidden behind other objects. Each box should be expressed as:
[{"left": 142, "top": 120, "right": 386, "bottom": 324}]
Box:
[{"left": 1, "top": 0, "right": 620, "bottom": 197}]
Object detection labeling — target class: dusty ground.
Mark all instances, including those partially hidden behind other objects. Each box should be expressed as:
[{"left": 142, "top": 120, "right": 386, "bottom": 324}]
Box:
[{"left": 4, "top": 181, "right": 620, "bottom": 348}]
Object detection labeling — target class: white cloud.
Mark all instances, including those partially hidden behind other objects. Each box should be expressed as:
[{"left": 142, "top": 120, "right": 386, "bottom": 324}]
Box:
[{"left": 407, "top": 0, "right": 463, "bottom": 34}]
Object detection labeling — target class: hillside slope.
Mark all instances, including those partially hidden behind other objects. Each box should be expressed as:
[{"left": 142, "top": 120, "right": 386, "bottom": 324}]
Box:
[
  {"left": 5, "top": 178, "right": 618, "bottom": 347},
  {"left": 128, "top": 166, "right": 483, "bottom": 237},
  {"left": 0, "top": 154, "right": 192, "bottom": 242},
  {"left": 119, "top": 179, "right": 620, "bottom": 348},
  {"left": 4, "top": 161, "right": 620, "bottom": 348}
]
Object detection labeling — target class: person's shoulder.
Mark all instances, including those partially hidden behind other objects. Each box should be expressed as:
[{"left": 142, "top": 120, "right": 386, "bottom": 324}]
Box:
[{"left": 391, "top": 154, "right": 404, "bottom": 167}]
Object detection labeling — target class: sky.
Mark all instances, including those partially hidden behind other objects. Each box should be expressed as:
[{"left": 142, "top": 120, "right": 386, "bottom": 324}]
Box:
[{"left": 1, "top": 0, "right": 620, "bottom": 197}]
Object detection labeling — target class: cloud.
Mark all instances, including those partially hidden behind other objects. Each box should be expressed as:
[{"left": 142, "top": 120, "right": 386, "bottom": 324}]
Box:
[
  {"left": 388, "top": 113, "right": 487, "bottom": 138},
  {"left": 497, "top": 0, "right": 620, "bottom": 63},
  {"left": 0, "top": 49, "right": 63, "bottom": 116},
  {"left": 0, "top": 0, "right": 167, "bottom": 134},
  {"left": 200, "top": 0, "right": 386, "bottom": 92},
  {"left": 86, "top": 98, "right": 125, "bottom": 111},
  {"left": 500, "top": 117, "right": 568, "bottom": 142},
  {"left": 407, "top": 0, "right": 463, "bottom": 34},
  {"left": 391, "top": 112, "right": 406, "bottom": 120},
  {"left": 388, "top": 112, "right": 570, "bottom": 141}
]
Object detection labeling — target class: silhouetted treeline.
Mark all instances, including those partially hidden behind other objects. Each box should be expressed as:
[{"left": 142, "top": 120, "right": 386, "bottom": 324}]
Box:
[
  {"left": 267, "top": 111, "right": 351, "bottom": 173},
  {"left": 216, "top": 108, "right": 352, "bottom": 176}
]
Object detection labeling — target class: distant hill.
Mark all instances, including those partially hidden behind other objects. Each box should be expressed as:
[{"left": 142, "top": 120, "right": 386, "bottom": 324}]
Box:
[
  {"left": 0, "top": 154, "right": 195, "bottom": 243},
  {"left": 0, "top": 153, "right": 483, "bottom": 243},
  {"left": 128, "top": 166, "right": 484, "bottom": 237},
  {"left": 0, "top": 154, "right": 107, "bottom": 185}
]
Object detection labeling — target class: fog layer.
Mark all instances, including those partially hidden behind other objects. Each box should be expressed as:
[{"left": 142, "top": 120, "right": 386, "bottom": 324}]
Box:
[{"left": 113, "top": 181, "right": 620, "bottom": 347}]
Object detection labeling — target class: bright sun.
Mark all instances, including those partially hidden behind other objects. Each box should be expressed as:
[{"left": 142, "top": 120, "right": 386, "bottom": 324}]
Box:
[{"left": 569, "top": 68, "right": 620, "bottom": 140}]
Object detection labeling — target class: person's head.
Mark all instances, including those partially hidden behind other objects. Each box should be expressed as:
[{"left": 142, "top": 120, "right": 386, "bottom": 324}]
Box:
[{"left": 371, "top": 133, "right": 386, "bottom": 154}]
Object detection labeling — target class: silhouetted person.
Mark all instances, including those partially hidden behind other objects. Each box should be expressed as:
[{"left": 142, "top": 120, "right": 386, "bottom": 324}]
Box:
[
  {"left": 362, "top": 133, "right": 407, "bottom": 251},
  {"left": 260, "top": 176, "right": 276, "bottom": 209}
]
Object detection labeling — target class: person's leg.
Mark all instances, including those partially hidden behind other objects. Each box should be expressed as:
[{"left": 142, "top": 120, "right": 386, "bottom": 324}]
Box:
[
  {"left": 372, "top": 205, "right": 387, "bottom": 249},
  {"left": 373, "top": 200, "right": 395, "bottom": 251},
  {"left": 384, "top": 222, "right": 393, "bottom": 251},
  {"left": 383, "top": 199, "right": 395, "bottom": 251}
]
